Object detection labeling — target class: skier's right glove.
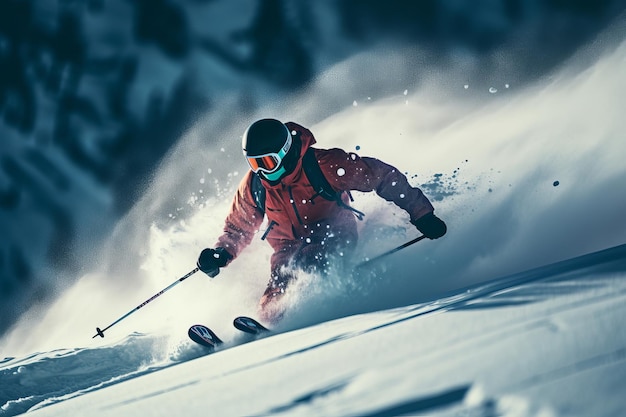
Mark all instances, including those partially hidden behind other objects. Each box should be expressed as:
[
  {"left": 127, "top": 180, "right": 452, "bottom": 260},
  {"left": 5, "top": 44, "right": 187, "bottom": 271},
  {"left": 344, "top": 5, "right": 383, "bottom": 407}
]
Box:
[{"left": 197, "top": 247, "right": 233, "bottom": 277}]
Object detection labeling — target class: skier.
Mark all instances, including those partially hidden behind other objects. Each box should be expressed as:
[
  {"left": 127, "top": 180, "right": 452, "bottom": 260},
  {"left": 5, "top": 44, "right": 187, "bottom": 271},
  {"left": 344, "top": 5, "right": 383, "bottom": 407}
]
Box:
[{"left": 197, "top": 119, "right": 446, "bottom": 323}]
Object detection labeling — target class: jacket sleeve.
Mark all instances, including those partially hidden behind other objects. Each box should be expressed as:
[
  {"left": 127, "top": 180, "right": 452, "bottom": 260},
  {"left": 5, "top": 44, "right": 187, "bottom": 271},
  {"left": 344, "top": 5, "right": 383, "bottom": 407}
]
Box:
[
  {"left": 214, "top": 172, "right": 265, "bottom": 261},
  {"left": 317, "top": 148, "right": 435, "bottom": 222}
]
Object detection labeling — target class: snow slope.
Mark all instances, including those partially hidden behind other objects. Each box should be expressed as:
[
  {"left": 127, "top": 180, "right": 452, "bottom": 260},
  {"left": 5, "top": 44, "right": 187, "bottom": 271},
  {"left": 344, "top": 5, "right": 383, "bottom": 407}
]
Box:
[{"left": 2, "top": 243, "right": 625, "bottom": 416}]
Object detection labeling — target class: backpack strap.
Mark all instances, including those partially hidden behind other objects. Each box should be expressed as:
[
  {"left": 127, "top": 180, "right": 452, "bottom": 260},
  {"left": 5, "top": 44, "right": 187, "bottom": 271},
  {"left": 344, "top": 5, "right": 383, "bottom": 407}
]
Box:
[
  {"left": 251, "top": 173, "right": 280, "bottom": 240},
  {"left": 303, "top": 148, "right": 365, "bottom": 221},
  {"left": 250, "top": 172, "right": 266, "bottom": 212},
  {"left": 302, "top": 148, "right": 337, "bottom": 202}
]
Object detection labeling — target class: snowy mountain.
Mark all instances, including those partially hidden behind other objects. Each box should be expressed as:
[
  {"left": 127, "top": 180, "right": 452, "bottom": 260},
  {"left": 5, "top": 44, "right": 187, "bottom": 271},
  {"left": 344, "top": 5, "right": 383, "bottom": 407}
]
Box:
[{"left": 2, "top": 243, "right": 625, "bottom": 416}]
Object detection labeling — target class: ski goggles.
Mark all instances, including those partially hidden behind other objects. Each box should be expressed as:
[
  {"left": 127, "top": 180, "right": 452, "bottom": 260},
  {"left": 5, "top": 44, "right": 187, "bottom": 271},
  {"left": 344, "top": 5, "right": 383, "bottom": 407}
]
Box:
[{"left": 245, "top": 133, "right": 292, "bottom": 174}]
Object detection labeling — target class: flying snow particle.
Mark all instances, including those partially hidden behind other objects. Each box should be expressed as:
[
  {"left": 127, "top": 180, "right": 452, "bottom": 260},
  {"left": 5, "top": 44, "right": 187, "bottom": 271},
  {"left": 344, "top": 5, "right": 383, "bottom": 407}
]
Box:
[
  {"left": 353, "top": 100, "right": 358, "bottom": 107},
  {"left": 489, "top": 87, "right": 498, "bottom": 94},
  {"left": 403, "top": 89, "right": 408, "bottom": 96},
  {"left": 337, "top": 168, "right": 346, "bottom": 176},
  {"left": 553, "top": 180, "right": 560, "bottom": 187}
]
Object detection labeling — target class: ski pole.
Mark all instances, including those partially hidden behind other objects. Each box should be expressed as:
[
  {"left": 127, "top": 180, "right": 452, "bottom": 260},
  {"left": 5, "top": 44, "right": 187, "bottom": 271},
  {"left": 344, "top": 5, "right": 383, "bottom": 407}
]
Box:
[
  {"left": 92, "top": 267, "right": 199, "bottom": 338},
  {"left": 355, "top": 235, "right": 427, "bottom": 270}
]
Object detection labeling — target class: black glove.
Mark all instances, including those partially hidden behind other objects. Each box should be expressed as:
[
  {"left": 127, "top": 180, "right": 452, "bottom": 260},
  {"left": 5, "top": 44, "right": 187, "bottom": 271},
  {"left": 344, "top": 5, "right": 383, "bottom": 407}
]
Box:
[
  {"left": 197, "top": 247, "right": 232, "bottom": 277},
  {"left": 412, "top": 212, "right": 447, "bottom": 239}
]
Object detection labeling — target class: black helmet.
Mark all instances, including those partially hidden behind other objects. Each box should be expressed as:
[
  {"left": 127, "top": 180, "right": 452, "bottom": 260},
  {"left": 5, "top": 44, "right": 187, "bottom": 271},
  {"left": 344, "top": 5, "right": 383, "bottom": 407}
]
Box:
[{"left": 242, "top": 119, "right": 299, "bottom": 182}]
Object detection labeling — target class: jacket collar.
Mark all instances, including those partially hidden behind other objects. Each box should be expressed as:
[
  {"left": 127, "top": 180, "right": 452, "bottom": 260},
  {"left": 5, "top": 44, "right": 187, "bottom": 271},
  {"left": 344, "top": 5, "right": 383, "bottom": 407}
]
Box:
[{"left": 262, "top": 123, "right": 315, "bottom": 188}]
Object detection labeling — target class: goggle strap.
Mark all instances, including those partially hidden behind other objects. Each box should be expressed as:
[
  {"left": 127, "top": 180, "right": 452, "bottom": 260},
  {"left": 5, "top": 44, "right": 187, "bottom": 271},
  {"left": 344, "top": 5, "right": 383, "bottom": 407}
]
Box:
[{"left": 246, "top": 131, "right": 293, "bottom": 174}]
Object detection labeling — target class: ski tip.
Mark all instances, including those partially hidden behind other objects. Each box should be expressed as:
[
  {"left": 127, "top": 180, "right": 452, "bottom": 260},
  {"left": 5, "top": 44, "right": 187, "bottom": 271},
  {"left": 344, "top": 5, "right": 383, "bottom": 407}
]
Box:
[
  {"left": 233, "top": 316, "right": 269, "bottom": 334},
  {"left": 188, "top": 324, "right": 223, "bottom": 348}
]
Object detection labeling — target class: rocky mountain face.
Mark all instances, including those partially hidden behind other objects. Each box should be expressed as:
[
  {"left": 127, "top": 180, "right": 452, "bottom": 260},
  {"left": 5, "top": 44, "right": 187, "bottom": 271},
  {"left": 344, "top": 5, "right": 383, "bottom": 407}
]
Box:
[{"left": 1, "top": 0, "right": 623, "bottom": 335}]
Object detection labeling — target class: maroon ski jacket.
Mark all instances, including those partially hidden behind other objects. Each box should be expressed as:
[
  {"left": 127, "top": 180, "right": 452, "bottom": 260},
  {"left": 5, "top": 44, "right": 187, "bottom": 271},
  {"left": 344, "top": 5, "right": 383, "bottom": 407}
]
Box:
[{"left": 215, "top": 122, "right": 434, "bottom": 269}]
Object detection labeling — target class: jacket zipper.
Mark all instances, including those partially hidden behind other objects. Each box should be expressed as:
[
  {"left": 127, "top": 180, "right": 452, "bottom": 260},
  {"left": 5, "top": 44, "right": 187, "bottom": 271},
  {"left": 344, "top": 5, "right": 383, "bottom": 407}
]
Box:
[{"left": 261, "top": 220, "right": 278, "bottom": 240}]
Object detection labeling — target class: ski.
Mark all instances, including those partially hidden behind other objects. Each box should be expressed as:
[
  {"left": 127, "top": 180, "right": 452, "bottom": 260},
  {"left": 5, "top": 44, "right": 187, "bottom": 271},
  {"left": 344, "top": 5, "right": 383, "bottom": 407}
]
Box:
[
  {"left": 188, "top": 317, "right": 268, "bottom": 348},
  {"left": 233, "top": 316, "right": 269, "bottom": 335},
  {"left": 188, "top": 324, "right": 223, "bottom": 348}
]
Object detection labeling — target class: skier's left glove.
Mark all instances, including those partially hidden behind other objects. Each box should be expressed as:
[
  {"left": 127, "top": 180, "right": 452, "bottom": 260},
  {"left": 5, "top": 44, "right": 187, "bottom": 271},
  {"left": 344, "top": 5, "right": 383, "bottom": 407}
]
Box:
[
  {"left": 197, "top": 247, "right": 233, "bottom": 277},
  {"left": 411, "top": 212, "right": 447, "bottom": 239}
]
